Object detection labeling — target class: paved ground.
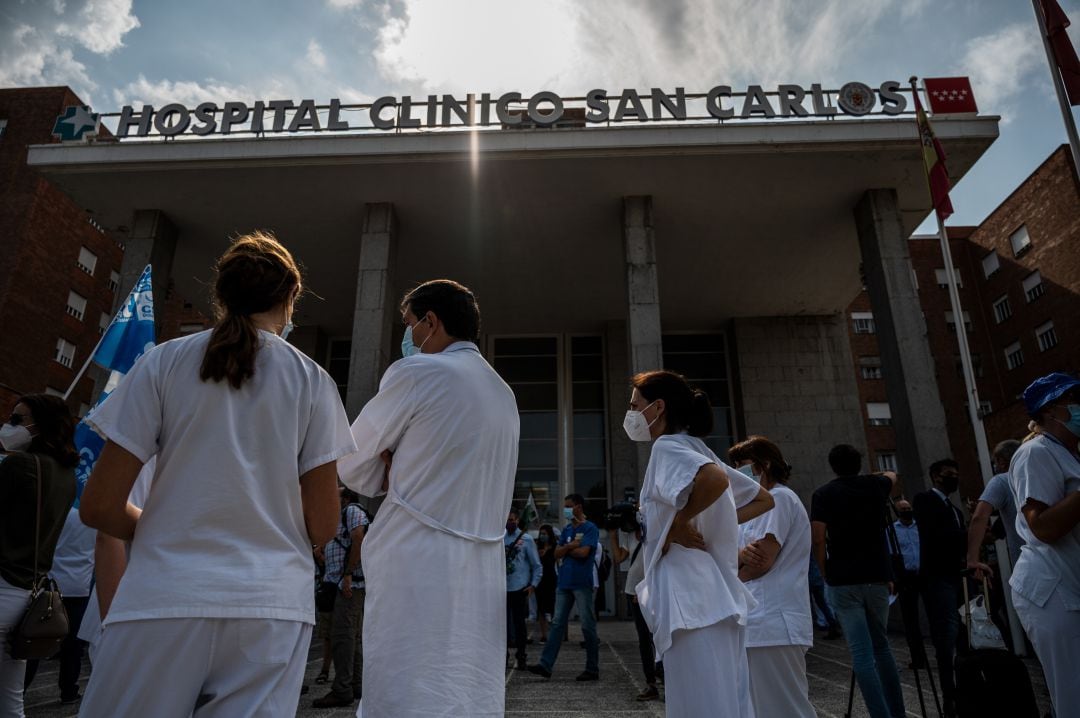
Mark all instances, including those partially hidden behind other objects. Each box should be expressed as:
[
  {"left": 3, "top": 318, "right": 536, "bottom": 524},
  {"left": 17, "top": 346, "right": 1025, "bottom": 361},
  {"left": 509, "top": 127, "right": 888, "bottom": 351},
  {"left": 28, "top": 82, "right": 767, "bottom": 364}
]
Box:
[{"left": 23, "top": 618, "right": 1051, "bottom": 717}]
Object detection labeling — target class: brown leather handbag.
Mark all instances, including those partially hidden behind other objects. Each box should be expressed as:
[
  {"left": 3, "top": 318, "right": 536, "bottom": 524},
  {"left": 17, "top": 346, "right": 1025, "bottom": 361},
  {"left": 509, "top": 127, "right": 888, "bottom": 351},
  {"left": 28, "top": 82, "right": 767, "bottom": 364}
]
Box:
[{"left": 6, "top": 454, "right": 69, "bottom": 660}]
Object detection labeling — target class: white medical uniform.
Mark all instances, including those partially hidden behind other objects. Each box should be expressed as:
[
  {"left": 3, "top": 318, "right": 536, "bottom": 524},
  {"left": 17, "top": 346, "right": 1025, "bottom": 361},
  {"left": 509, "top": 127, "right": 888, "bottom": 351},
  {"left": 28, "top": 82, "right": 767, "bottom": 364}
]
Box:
[
  {"left": 635, "top": 432, "right": 761, "bottom": 718},
  {"left": 78, "top": 330, "right": 356, "bottom": 718},
  {"left": 337, "top": 341, "right": 519, "bottom": 718},
  {"left": 1007, "top": 434, "right": 1080, "bottom": 718},
  {"left": 738, "top": 483, "right": 815, "bottom": 718},
  {"left": 49, "top": 508, "right": 96, "bottom": 599}
]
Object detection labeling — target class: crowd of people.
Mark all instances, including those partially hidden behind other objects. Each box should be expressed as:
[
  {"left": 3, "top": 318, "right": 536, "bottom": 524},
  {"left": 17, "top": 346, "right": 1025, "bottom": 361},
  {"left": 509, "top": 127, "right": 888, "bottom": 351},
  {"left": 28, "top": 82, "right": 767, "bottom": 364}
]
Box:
[{"left": 0, "top": 230, "right": 1076, "bottom": 718}]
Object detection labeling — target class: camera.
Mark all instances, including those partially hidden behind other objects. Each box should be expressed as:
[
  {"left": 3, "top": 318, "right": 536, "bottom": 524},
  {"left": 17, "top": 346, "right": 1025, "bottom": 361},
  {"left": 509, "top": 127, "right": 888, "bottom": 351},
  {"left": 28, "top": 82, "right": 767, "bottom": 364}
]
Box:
[{"left": 601, "top": 501, "right": 640, "bottom": 533}]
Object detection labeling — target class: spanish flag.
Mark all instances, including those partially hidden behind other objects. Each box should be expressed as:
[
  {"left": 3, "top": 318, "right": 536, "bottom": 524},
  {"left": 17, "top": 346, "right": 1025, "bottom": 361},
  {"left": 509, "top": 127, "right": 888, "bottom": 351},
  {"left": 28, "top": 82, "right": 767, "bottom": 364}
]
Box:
[{"left": 912, "top": 81, "right": 954, "bottom": 221}]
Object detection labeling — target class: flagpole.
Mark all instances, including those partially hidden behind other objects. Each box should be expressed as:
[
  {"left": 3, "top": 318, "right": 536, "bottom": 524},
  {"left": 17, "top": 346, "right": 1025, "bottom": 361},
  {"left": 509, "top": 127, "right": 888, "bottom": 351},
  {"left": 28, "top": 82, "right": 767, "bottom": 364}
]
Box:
[
  {"left": 1033, "top": 0, "right": 1080, "bottom": 181},
  {"left": 62, "top": 330, "right": 109, "bottom": 401}
]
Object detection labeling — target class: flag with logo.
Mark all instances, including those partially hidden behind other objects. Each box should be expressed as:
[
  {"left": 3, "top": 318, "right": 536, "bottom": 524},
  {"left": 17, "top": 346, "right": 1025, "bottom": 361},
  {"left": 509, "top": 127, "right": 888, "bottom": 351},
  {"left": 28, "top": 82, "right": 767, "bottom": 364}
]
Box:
[
  {"left": 1041, "top": 0, "right": 1080, "bottom": 105},
  {"left": 913, "top": 85, "right": 954, "bottom": 221},
  {"left": 73, "top": 265, "right": 156, "bottom": 502},
  {"left": 520, "top": 491, "right": 540, "bottom": 530}
]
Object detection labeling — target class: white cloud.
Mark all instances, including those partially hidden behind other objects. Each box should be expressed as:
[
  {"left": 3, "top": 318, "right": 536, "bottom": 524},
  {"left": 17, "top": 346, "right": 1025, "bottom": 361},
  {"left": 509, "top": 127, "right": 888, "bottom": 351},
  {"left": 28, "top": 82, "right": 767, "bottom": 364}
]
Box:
[
  {"left": 307, "top": 39, "right": 328, "bottom": 70},
  {"left": 56, "top": 0, "right": 140, "bottom": 55},
  {"left": 327, "top": 0, "right": 366, "bottom": 7},
  {"left": 112, "top": 75, "right": 262, "bottom": 107},
  {"left": 0, "top": 23, "right": 98, "bottom": 103},
  {"left": 958, "top": 22, "right": 1043, "bottom": 120}
]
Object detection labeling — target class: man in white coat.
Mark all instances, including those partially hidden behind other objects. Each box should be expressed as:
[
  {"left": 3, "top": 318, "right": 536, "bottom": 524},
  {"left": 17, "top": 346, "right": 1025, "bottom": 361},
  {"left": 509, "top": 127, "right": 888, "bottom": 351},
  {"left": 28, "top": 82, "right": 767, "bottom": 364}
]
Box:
[{"left": 338, "top": 279, "right": 520, "bottom": 718}]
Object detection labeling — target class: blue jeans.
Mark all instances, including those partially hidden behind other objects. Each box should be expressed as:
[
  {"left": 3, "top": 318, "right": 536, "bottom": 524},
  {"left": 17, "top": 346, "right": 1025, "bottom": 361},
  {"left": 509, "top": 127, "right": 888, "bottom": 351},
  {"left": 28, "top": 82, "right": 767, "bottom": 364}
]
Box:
[
  {"left": 539, "top": 587, "right": 598, "bottom": 674},
  {"left": 826, "top": 583, "right": 905, "bottom": 718}
]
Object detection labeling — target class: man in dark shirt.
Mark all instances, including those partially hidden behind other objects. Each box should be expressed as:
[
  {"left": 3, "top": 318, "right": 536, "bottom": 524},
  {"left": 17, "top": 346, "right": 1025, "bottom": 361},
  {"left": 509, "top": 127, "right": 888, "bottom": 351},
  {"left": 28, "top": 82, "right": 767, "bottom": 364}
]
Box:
[
  {"left": 811, "top": 444, "right": 905, "bottom": 718},
  {"left": 913, "top": 458, "right": 965, "bottom": 717}
]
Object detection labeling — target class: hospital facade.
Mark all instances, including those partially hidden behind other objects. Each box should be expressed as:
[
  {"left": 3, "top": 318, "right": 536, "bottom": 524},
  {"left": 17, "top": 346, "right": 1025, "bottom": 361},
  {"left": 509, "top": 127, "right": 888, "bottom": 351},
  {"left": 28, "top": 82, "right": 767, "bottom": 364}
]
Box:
[{"left": 4, "top": 81, "right": 1076, "bottom": 536}]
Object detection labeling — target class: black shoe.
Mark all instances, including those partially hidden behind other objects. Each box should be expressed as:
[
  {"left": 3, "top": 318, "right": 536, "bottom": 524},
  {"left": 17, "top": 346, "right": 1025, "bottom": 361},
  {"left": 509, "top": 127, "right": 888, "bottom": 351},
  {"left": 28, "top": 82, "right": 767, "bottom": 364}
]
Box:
[
  {"left": 60, "top": 692, "right": 81, "bottom": 704},
  {"left": 312, "top": 692, "right": 354, "bottom": 708},
  {"left": 823, "top": 627, "right": 842, "bottom": 640},
  {"left": 526, "top": 664, "right": 552, "bottom": 679},
  {"left": 516, "top": 658, "right": 527, "bottom": 670},
  {"left": 575, "top": 671, "right": 599, "bottom": 682},
  {"left": 300, "top": 685, "right": 309, "bottom": 696},
  {"left": 636, "top": 685, "right": 659, "bottom": 701}
]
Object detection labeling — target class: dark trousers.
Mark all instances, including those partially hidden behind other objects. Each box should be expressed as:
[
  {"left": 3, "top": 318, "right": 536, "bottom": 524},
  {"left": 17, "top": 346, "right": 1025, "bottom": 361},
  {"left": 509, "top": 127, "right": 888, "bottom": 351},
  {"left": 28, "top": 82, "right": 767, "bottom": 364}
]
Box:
[
  {"left": 920, "top": 575, "right": 959, "bottom": 710},
  {"left": 24, "top": 595, "right": 89, "bottom": 699},
  {"left": 329, "top": 587, "right": 364, "bottom": 700},
  {"left": 897, "top": 571, "right": 926, "bottom": 664},
  {"left": 629, "top": 598, "right": 662, "bottom": 685},
  {"left": 507, "top": 589, "right": 529, "bottom": 662}
]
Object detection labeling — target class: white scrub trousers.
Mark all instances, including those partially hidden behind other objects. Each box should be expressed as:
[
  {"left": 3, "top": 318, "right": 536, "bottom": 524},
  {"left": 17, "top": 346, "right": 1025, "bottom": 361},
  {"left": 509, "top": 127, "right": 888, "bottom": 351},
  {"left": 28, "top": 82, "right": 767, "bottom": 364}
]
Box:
[
  {"left": 1012, "top": 587, "right": 1080, "bottom": 718},
  {"left": 747, "top": 644, "right": 816, "bottom": 718},
  {"left": 662, "top": 618, "right": 746, "bottom": 718},
  {"left": 78, "top": 617, "right": 311, "bottom": 718}
]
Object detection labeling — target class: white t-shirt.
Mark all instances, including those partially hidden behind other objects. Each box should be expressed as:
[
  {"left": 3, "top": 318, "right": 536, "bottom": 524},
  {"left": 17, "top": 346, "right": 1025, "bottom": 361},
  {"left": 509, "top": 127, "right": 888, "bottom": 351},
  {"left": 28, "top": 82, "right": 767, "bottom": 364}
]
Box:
[
  {"left": 48, "top": 508, "right": 96, "bottom": 598},
  {"left": 1008, "top": 434, "right": 1080, "bottom": 611},
  {"left": 635, "top": 432, "right": 760, "bottom": 658},
  {"left": 738, "top": 484, "right": 813, "bottom": 648},
  {"left": 87, "top": 329, "right": 357, "bottom": 625}
]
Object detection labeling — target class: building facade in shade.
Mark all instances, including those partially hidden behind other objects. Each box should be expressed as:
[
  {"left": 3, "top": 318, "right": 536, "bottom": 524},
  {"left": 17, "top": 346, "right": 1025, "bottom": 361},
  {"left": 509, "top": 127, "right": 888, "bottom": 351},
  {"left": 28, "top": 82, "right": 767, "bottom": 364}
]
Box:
[
  {"left": 22, "top": 82, "right": 1003, "bottom": 527},
  {"left": 0, "top": 87, "right": 213, "bottom": 415},
  {"left": 847, "top": 145, "right": 1080, "bottom": 501}
]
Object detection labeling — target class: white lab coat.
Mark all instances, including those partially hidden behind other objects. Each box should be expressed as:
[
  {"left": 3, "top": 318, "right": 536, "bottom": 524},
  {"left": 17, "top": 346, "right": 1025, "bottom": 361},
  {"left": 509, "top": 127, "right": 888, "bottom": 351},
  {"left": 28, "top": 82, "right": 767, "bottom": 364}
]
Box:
[
  {"left": 338, "top": 342, "right": 519, "bottom": 718},
  {"left": 635, "top": 432, "right": 761, "bottom": 718}
]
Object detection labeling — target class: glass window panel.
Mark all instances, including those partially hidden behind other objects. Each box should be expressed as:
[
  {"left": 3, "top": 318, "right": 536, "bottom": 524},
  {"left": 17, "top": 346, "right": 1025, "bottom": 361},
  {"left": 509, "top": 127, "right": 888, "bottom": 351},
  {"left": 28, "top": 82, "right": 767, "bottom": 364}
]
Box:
[
  {"left": 573, "top": 438, "right": 606, "bottom": 467},
  {"left": 518, "top": 439, "right": 559, "bottom": 467},
  {"left": 575, "top": 469, "right": 608, "bottom": 502},
  {"left": 511, "top": 383, "right": 558, "bottom": 410},
  {"left": 663, "top": 334, "right": 725, "bottom": 353},
  {"left": 494, "top": 355, "right": 558, "bottom": 383},
  {"left": 663, "top": 352, "right": 724, "bottom": 380},
  {"left": 706, "top": 436, "right": 734, "bottom": 457},
  {"left": 494, "top": 337, "right": 557, "bottom": 356},
  {"left": 519, "top": 411, "right": 559, "bottom": 437},
  {"left": 571, "top": 382, "right": 604, "bottom": 411},
  {"left": 571, "top": 354, "right": 603, "bottom": 381},
  {"left": 694, "top": 380, "right": 730, "bottom": 406},
  {"left": 712, "top": 408, "right": 730, "bottom": 437},
  {"left": 571, "top": 336, "right": 602, "bottom": 354},
  {"left": 572, "top": 412, "right": 605, "bottom": 438}
]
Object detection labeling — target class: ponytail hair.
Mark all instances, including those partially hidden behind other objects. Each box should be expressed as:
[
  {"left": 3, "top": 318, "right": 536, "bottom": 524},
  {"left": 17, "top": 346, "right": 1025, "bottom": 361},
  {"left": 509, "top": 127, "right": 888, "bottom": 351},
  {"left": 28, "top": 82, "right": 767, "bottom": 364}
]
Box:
[
  {"left": 200, "top": 231, "right": 301, "bottom": 390},
  {"left": 728, "top": 435, "right": 792, "bottom": 484},
  {"left": 631, "top": 370, "right": 714, "bottom": 437}
]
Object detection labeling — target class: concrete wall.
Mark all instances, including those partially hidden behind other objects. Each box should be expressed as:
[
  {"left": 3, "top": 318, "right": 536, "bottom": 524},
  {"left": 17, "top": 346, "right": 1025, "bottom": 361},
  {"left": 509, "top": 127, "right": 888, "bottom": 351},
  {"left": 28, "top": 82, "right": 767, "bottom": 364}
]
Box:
[{"left": 734, "top": 315, "right": 867, "bottom": 505}]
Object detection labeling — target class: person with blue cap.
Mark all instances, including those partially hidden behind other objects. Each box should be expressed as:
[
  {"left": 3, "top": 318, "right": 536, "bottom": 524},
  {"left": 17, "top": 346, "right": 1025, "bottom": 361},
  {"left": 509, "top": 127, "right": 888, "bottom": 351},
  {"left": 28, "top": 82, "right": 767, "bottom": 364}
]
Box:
[{"left": 1007, "top": 371, "right": 1080, "bottom": 718}]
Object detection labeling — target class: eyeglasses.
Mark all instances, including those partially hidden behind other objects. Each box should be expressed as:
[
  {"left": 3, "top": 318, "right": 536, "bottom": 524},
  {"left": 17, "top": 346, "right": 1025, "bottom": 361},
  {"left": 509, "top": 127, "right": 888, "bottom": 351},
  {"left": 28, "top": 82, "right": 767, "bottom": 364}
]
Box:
[{"left": 8, "top": 413, "right": 30, "bottom": 426}]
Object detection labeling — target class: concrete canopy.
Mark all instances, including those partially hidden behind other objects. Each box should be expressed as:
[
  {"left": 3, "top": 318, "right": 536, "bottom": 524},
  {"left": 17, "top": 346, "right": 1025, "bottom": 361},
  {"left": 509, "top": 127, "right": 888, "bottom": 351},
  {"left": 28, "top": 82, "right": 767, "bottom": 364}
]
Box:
[{"left": 28, "top": 117, "right": 998, "bottom": 337}]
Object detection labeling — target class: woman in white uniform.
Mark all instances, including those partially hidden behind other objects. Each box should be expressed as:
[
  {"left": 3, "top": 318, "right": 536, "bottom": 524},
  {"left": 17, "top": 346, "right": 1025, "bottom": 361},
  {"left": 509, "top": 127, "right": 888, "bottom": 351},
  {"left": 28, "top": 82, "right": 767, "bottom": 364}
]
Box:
[
  {"left": 1007, "top": 372, "right": 1080, "bottom": 718},
  {"left": 628, "top": 370, "right": 774, "bottom": 718},
  {"left": 77, "top": 232, "right": 357, "bottom": 718},
  {"left": 730, "top": 435, "right": 815, "bottom": 718}
]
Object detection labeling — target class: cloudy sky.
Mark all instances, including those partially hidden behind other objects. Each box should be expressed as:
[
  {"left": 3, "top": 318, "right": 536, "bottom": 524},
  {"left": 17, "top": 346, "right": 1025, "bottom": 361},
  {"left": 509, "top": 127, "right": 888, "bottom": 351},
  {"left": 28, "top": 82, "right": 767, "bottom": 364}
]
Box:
[{"left": 1, "top": 0, "right": 1077, "bottom": 227}]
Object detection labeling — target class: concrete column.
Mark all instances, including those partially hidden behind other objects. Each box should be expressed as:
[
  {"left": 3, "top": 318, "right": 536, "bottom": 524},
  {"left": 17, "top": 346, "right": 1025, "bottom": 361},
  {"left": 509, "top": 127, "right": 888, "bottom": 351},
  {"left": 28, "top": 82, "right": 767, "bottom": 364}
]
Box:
[
  {"left": 854, "top": 189, "right": 951, "bottom": 492},
  {"left": 623, "top": 196, "right": 663, "bottom": 481},
  {"left": 117, "top": 210, "right": 178, "bottom": 339},
  {"left": 345, "top": 203, "right": 397, "bottom": 420}
]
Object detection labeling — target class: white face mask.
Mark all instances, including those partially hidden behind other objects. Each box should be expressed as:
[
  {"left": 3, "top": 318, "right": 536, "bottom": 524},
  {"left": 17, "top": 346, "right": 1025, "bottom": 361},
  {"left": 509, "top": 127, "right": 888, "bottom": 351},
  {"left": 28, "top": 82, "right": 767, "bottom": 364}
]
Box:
[
  {"left": 623, "top": 401, "right": 659, "bottom": 443},
  {"left": 0, "top": 423, "right": 33, "bottom": 452}
]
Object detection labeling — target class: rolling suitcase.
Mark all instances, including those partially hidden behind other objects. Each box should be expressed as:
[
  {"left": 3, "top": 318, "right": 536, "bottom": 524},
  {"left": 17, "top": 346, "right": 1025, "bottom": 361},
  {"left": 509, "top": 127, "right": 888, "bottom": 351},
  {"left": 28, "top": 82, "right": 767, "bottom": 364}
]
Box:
[{"left": 954, "top": 578, "right": 1039, "bottom": 718}]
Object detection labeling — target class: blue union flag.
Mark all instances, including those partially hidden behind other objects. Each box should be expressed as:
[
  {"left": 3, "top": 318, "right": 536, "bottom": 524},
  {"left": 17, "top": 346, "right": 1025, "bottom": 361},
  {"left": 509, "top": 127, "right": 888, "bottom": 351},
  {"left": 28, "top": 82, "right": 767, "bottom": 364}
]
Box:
[{"left": 73, "top": 265, "right": 156, "bottom": 502}]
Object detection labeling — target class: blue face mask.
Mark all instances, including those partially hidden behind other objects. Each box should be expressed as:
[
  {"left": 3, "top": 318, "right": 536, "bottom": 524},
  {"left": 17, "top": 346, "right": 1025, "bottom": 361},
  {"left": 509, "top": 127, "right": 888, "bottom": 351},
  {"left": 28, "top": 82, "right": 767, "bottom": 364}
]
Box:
[
  {"left": 401, "top": 319, "right": 432, "bottom": 358},
  {"left": 280, "top": 322, "right": 294, "bottom": 341},
  {"left": 563, "top": 507, "right": 575, "bottom": 522},
  {"left": 1058, "top": 404, "right": 1080, "bottom": 437}
]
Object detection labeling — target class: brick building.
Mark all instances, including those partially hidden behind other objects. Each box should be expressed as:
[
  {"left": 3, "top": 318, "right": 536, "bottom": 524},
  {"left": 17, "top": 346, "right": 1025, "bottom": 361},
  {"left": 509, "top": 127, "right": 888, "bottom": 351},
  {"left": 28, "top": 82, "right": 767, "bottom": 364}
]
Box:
[
  {"left": 0, "top": 87, "right": 210, "bottom": 416},
  {"left": 847, "top": 145, "right": 1080, "bottom": 499}
]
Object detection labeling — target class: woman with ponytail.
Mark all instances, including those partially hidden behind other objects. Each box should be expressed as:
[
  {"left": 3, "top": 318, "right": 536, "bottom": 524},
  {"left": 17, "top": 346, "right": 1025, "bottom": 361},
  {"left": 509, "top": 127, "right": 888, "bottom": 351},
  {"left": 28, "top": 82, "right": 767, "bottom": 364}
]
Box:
[
  {"left": 626, "top": 370, "right": 773, "bottom": 717},
  {"left": 730, "top": 435, "right": 816, "bottom": 718},
  {"left": 78, "top": 232, "right": 357, "bottom": 717}
]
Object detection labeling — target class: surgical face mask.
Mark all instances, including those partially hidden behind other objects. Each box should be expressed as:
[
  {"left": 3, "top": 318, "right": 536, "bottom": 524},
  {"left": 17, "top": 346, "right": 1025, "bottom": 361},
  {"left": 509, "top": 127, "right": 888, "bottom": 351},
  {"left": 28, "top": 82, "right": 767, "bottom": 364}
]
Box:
[
  {"left": 622, "top": 401, "right": 659, "bottom": 443},
  {"left": 401, "top": 320, "right": 432, "bottom": 358},
  {"left": 737, "top": 464, "right": 759, "bottom": 483},
  {"left": 0, "top": 423, "right": 33, "bottom": 452},
  {"left": 1052, "top": 403, "right": 1080, "bottom": 437},
  {"left": 563, "top": 507, "right": 575, "bottom": 522},
  {"left": 280, "top": 321, "right": 294, "bottom": 341}
]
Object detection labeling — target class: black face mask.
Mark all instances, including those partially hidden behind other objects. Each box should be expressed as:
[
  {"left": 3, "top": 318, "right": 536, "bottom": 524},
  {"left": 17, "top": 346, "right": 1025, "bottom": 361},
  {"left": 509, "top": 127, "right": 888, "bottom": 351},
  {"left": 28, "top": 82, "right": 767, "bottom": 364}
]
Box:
[
  {"left": 938, "top": 475, "right": 959, "bottom": 494},
  {"left": 897, "top": 511, "right": 914, "bottom": 523}
]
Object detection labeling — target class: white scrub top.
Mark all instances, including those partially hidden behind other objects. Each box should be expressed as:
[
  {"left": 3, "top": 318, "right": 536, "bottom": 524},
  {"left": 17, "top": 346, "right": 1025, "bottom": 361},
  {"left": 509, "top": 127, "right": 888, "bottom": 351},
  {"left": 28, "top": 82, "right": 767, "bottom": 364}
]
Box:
[
  {"left": 48, "top": 508, "right": 95, "bottom": 598},
  {"left": 87, "top": 329, "right": 357, "bottom": 626},
  {"left": 738, "top": 484, "right": 813, "bottom": 648},
  {"left": 1008, "top": 434, "right": 1080, "bottom": 610},
  {"left": 635, "top": 432, "right": 760, "bottom": 658}
]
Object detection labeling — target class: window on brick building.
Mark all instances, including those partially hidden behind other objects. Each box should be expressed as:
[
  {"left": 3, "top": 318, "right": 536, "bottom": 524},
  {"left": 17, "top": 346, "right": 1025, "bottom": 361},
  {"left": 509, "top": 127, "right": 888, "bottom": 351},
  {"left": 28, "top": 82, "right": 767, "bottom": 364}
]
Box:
[
  {"left": 867, "top": 402, "right": 892, "bottom": 426},
  {"left": 852, "top": 312, "right": 875, "bottom": 334},
  {"left": 1036, "top": 321, "right": 1058, "bottom": 352},
  {"left": 0, "top": 120, "right": 7, "bottom": 140},
  {"left": 99, "top": 312, "right": 111, "bottom": 335},
  {"left": 934, "top": 268, "right": 963, "bottom": 288},
  {"left": 859, "top": 356, "right": 882, "bottom": 380},
  {"left": 954, "top": 354, "right": 984, "bottom": 378},
  {"left": 1022, "top": 271, "right": 1044, "bottom": 302},
  {"left": 992, "top": 295, "right": 1012, "bottom": 323},
  {"left": 877, "top": 453, "right": 897, "bottom": 472},
  {"left": 76, "top": 247, "right": 98, "bottom": 276},
  {"left": 66, "top": 291, "right": 87, "bottom": 321},
  {"left": 981, "top": 251, "right": 1000, "bottom": 278},
  {"left": 109, "top": 271, "right": 120, "bottom": 293},
  {"left": 1004, "top": 341, "right": 1024, "bottom": 371},
  {"left": 945, "top": 310, "right": 972, "bottom": 333},
  {"left": 55, "top": 339, "right": 75, "bottom": 368},
  {"left": 1009, "top": 225, "right": 1031, "bottom": 256}
]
